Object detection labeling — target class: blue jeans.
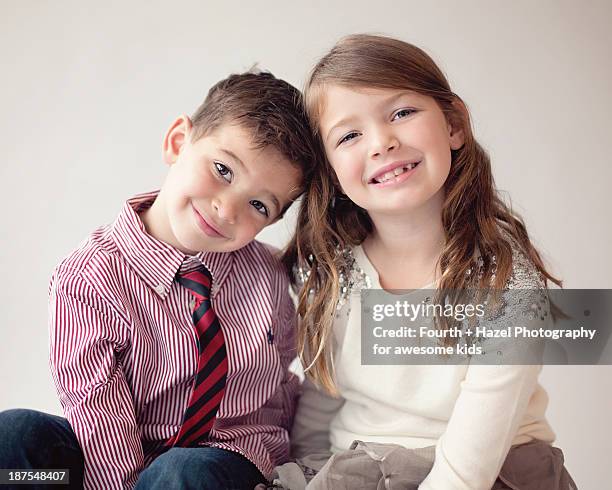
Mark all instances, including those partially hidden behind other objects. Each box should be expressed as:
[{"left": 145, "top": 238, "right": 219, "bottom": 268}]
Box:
[
  {"left": 135, "top": 447, "right": 266, "bottom": 490},
  {"left": 0, "top": 409, "right": 84, "bottom": 489},
  {"left": 0, "top": 409, "right": 266, "bottom": 489}
]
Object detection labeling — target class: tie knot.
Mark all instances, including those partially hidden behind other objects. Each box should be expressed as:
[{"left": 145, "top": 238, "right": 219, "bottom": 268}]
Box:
[{"left": 176, "top": 265, "right": 212, "bottom": 301}]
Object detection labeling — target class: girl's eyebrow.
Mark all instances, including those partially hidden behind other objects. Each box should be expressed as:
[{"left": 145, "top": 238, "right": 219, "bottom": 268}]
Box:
[
  {"left": 325, "top": 116, "right": 358, "bottom": 144},
  {"left": 324, "top": 92, "right": 417, "bottom": 143}
]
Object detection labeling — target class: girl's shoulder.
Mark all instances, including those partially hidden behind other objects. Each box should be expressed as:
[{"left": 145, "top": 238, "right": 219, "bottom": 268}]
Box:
[
  {"left": 292, "top": 240, "right": 546, "bottom": 307},
  {"left": 480, "top": 237, "right": 546, "bottom": 291},
  {"left": 506, "top": 246, "right": 546, "bottom": 290},
  {"left": 293, "top": 246, "right": 372, "bottom": 309}
]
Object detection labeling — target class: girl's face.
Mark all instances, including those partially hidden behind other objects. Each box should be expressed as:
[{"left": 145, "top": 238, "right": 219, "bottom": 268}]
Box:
[{"left": 318, "top": 85, "right": 464, "bottom": 219}]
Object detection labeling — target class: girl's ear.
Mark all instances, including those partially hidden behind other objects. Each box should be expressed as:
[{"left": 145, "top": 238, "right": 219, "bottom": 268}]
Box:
[
  {"left": 162, "top": 115, "right": 193, "bottom": 165},
  {"left": 448, "top": 99, "right": 467, "bottom": 150}
]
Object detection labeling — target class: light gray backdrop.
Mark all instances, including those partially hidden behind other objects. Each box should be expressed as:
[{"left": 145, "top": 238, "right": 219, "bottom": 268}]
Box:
[{"left": 1, "top": 1, "right": 611, "bottom": 487}]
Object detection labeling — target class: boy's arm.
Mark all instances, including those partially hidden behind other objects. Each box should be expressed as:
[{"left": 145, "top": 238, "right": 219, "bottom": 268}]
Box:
[
  {"left": 49, "top": 268, "right": 144, "bottom": 490},
  {"left": 272, "top": 278, "right": 302, "bottom": 432}
]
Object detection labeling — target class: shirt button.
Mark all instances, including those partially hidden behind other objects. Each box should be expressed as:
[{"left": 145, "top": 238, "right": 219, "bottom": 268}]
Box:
[{"left": 154, "top": 284, "right": 165, "bottom": 295}]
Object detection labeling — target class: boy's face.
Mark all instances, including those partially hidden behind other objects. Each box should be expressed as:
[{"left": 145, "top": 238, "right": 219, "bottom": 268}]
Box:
[{"left": 154, "top": 117, "right": 302, "bottom": 254}]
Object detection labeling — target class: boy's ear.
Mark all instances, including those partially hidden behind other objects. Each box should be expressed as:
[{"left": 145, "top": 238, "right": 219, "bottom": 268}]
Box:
[
  {"left": 448, "top": 99, "right": 467, "bottom": 151},
  {"left": 162, "top": 115, "right": 193, "bottom": 165}
]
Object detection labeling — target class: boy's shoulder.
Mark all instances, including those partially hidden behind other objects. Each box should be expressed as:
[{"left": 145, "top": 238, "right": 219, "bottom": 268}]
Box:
[
  {"left": 51, "top": 223, "right": 123, "bottom": 294},
  {"left": 234, "top": 239, "right": 286, "bottom": 276},
  {"left": 228, "top": 240, "right": 292, "bottom": 297}
]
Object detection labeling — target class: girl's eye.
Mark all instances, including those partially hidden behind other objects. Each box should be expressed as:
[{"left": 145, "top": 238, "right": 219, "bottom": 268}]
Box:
[
  {"left": 392, "top": 108, "right": 416, "bottom": 121},
  {"left": 338, "top": 131, "right": 360, "bottom": 146},
  {"left": 214, "top": 161, "right": 233, "bottom": 182},
  {"left": 250, "top": 199, "right": 269, "bottom": 217}
]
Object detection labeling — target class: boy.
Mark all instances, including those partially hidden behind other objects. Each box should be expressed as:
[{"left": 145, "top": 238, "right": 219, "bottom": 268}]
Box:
[{"left": 0, "top": 71, "right": 317, "bottom": 489}]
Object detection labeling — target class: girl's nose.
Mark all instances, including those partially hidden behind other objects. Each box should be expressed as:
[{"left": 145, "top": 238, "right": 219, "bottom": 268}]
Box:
[{"left": 370, "top": 129, "right": 400, "bottom": 158}]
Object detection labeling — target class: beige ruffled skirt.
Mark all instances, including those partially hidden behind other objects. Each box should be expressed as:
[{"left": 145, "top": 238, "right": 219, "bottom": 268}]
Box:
[{"left": 260, "top": 439, "right": 576, "bottom": 490}]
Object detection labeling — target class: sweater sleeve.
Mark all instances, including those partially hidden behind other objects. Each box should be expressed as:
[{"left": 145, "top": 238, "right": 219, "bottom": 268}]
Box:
[
  {"left": 290, "top": 377, "right": 345, "bottom": 458},
  {"left": 419, "top": 288, "right": 549, "bottom": 490},
  {"left": 419, "top": 363, "right": 542, "bottom": 489}
]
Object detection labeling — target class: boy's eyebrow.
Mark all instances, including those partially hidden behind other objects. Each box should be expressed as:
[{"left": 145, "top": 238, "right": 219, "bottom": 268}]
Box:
[
  {"left": 266, "top": 193, "right": 282, "bottom": 216},
  {"left": 220, "top": 148, "right": 246, "bottom": 171}
]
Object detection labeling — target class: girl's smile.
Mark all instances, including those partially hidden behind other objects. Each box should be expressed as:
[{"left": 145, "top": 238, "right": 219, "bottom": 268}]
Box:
[{"left": 368, "top": 159, "right": 421, "bottom": 186}]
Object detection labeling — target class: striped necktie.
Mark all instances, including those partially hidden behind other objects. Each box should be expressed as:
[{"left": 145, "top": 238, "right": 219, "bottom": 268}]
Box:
[{"left": 166, "top": 265, "right": 228, "bottom": 448}]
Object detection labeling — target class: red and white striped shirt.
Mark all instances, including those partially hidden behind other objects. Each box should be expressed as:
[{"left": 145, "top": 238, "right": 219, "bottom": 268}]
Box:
[{"left": 48, "top": 191, "right": 300, "bottom": 489}]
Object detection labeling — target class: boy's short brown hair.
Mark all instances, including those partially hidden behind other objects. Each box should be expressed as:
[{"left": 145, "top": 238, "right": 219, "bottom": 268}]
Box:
[{"left": 191, "top": 70, "right": 318, "bottom": 203}]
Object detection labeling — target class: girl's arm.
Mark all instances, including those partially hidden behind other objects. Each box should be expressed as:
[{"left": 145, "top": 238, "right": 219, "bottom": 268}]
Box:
[
  {"left": 291, "top": 377, "right": 345, "bottom": 458},
  {"left": 420, "top": 289, "right": 549, "bottom": 490},
  {"left": 419, "top": 363, "right": 543, "bottom": 489}
]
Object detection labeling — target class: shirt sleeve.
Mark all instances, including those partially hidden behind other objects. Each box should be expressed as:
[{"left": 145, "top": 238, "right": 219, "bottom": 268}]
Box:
[
  {"left": 273, "top": 270, "right": 302, "bottom": 432},
  {"left": 419, "top": 290, "right": 548, "bottom": 490},
  {"left": 48, "top": 268, "right": 144, "bottom": 490}
]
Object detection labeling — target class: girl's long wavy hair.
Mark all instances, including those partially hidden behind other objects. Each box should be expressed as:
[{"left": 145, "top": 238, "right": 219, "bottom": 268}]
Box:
[{"left": 282, "top": 34, "right": 561, "bottom": 394}]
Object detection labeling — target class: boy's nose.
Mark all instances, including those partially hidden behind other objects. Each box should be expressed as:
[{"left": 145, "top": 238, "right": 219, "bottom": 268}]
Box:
[{"left": 212, "top": 198, "right": 237, "bottom": 224}]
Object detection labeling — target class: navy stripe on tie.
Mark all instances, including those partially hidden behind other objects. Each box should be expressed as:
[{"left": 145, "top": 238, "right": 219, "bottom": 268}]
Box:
[
  {"left": 197, "top": 317, "right": 222, "bottom": 351},
  {"left": 176, "top": 402, "right": 220, "bottom": 447},
  {"left": 193, "top": 300, "right": 214, "bottom": 328},
  {"left": 178, "top": 375, "right": 227, "bottom": 444},
  {"left": 176, "top": 276, "right": 210, "bottom": 299},
  {"left": 184, "top": 350, "right": 228, "bottom": 420}
]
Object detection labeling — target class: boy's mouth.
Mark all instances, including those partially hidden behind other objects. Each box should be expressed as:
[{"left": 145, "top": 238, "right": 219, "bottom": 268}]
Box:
[
  {"left": 368, "top": 160, "right": 421, "bottom": 184},
  {"left": 192, "top": 204, "right": 226, "bottom": 238}
]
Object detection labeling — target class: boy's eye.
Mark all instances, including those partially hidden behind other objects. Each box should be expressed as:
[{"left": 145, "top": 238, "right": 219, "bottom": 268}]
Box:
[
  {"left": 250, "top": 200, "right": 269, "bottom": 217},
  {"left": 392, "top": 108, "right": 416, "bottom": 120},
  {"left": 338, "top": 131, "right": 360, "bottom": 146},
  {"left": 214, "top": 161, "right": 233, "bottom": 182}
]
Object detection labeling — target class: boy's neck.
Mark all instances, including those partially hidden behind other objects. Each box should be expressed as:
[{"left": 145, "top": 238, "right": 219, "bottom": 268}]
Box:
[{"left": 139, "top": 190, "right": 193, "bottom": 255}]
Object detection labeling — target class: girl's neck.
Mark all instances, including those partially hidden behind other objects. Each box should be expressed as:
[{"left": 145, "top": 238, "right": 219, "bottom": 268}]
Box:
[{"left": 362, "top": 191, "right": 446, "bottom": 289}]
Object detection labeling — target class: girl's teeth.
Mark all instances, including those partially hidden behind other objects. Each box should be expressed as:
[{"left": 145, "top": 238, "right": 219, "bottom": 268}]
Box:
[{"left": 374, "top": 162, "right": 419, "bottom": 183}]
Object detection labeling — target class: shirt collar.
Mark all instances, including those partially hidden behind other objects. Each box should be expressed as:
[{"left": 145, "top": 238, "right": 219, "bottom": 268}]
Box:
[{"left": 111, "top": 191, "right": 234, "bottom": 300}]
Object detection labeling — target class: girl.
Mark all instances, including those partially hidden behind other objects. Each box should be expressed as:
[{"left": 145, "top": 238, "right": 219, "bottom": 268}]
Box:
[{"left": 283, "top": 35, "right": 576, "bottom": 489}]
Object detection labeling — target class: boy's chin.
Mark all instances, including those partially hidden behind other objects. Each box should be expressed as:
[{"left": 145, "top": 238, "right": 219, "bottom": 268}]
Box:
[{"left": 179, "top": 236, "right": 253, "bottom": 255}]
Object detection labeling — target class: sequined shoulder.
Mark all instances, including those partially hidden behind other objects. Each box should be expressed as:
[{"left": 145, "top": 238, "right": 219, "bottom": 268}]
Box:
[
  {"left": 293, "top": 256, "right": 312, "bottom": 294},
  {"left": 293, "top": 241, "right": 545, "bottom": 314},
  {"left": 472, "top": 243, "right": 550, "bottom": 330},
  {"left": 467, "top": 238, "right": 546, "bottom": 291},
  {"left": 505, "top": 246, "right": 546, "bottom": 290},
  {"left": 336, "top": 247, "right": 372, "bottom": 309},
  {"left": 292, "top": 246, "right": 372, "bottom": 309}
]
